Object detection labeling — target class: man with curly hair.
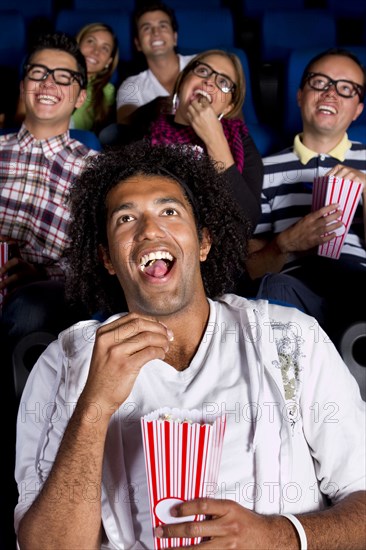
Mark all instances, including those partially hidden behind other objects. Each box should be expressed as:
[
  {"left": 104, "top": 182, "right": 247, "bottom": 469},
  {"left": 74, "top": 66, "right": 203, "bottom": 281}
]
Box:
[{"left": 15, "top": 143, "right": 365, "bottom": 549}]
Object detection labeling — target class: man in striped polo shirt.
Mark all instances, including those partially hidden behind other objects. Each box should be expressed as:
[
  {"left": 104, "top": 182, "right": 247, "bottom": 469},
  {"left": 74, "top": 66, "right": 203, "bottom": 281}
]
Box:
[{"left": 245, "top": 48, "right": 365, "bottom": 350}]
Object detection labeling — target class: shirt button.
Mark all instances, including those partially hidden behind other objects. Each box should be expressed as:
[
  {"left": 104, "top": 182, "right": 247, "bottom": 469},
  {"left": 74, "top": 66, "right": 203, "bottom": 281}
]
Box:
[{"left": 320, "top": 154, "right": 325, "bottom": 161}]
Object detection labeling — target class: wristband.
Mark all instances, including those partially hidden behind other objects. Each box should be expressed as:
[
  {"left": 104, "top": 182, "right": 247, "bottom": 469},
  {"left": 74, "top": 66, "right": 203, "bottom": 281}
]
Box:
[{"left": 281, "top": 513, "right": 307, "bottom": 550}]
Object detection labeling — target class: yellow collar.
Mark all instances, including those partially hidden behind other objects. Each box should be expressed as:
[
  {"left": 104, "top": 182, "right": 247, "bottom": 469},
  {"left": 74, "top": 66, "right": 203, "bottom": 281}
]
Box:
[{"left": 294, "top": 133, "right": 351, "bottom": 164}]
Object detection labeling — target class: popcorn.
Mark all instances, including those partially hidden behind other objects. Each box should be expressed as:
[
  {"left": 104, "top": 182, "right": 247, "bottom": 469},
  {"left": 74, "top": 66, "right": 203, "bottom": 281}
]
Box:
[
  {"left": 312, "top": 175, "right": 363, "bottom": 259},
  {"left": 141, "top": 407, "right": 227, "bottom": 549},
  {"left": 159, "top": 413, "right": 193, "bottom": 423}
]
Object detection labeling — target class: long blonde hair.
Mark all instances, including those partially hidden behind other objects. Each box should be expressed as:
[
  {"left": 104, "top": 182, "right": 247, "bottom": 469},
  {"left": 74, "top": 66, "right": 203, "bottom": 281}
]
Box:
[{"left": 76, "top": 23, "right": 119, "bottom": 130}]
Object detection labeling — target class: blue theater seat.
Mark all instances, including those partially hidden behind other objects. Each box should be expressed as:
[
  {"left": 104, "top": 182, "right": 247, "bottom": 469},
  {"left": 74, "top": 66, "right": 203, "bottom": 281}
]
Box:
[
  {"left": 0, "top": 0, "right": 52, "bottom": 23},
  {"left": 174, "top": 7, "right": 234, "bottom": 51},
  {"left": 0, "top": 10, "right": 26, "bottom": 70},
  {"left": 261, "top": 9, "right": 337, "bottom": 64},
  {"left": 70, "top": 129, "right": 102, "bottom": 151},
  {"left": 240, "top": 0, "right": 304, "bottom": 19},
  {"left": 347, "top": 124, "right": 366, "bottom": 143},
  {"left": 73, "top": 0, "right": 134, "bottom": 10}
]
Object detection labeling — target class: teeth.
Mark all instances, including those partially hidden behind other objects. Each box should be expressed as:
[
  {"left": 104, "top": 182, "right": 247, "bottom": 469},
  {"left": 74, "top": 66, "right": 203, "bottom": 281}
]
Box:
[
  {"left": 318, "top": 104, "right": 336, "bottom": 114},
  {"left": 38, "top": 95, "right": 58, "bottom": 104},
  {"left": 139, "top": 251, "right": 173, "bottom": 271},
  {"left": 152, "top": 40, "right": 164, "bottom": 46},
  {"left": 194, "top": 89, "right": 212, "bottom": 103}
]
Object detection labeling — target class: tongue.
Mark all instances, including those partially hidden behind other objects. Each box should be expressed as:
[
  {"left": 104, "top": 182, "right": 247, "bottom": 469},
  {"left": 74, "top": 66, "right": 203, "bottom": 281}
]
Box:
[{"left": 144, "top": 259, "right": 169, "bottom": 278}]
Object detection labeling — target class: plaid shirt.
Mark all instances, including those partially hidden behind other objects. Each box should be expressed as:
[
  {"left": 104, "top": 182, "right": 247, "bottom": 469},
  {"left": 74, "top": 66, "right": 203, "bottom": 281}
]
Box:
[{"left": 0, "top": 125, "right": 96, "bottom": 280}]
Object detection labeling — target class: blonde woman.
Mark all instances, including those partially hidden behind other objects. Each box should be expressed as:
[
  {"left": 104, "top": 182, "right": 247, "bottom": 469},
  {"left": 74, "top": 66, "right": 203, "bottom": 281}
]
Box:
[{"left": 73, "top": 22, "right": 119, "bottom": 133}]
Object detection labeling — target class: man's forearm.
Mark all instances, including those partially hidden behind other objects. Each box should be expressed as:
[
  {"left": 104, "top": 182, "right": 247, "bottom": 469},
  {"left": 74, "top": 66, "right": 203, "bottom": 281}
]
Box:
[
  {"left": 117, "top": 104, "right": 138, "bottom": 124},
  {"left": 270, "top": 491, "right": 366, "bottom": 550},
  {"left": 17, "top": 398, "right": 110, "bottom": 549},
  {"left": 246, "top": 236, "right": 289, "bottom": 279}
]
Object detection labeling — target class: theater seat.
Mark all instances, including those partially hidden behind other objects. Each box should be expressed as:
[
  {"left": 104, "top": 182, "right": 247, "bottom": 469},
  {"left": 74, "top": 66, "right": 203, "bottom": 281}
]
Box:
[
  {"left": 0, "top": 10, "right": 26, "bottom": 70},
  {"left": 246, "top": 122, "right": 282, "bottom": 157},
  {"left": 261, "top": 10, "right": 337, "bottom": 64},
  {"left": 347, "top": 124, "right": 366, "bottom": 142},
  {"left": 70, "top": 129, "right": 102, "bottom": 151},
  {"left": 73, "top": 0, "right": 134, "bottom": 10},
  {"left": 174, "top": 8, "right": 235, "bottom": 51},
  {"left": 339, "top": 322, "right": 366, "bottom": 401},
  {"left": 240, "top": 0, "right": 304, "bottom": 19},
  {"left": 12, "top": 331, "right": 56, "bottom": 400}
]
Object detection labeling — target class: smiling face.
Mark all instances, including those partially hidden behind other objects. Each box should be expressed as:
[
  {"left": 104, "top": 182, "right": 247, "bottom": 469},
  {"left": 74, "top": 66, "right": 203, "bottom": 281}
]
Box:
[
  {"left": 176, "top": 54, "right": 236, "bottom": 121},
  {"left": 21, "top": 48, "right": 86, "bottom": 137},
  {"left": 135, "top": 10, "right": 177, "bottom": 59},
  {"left": 79, "top": 29, "right": 114, "bottom": 77},
  {"left": 298, "top": 54, "right": 364, "bottom": 140},
  {"left": 101, "top": 175, "right": 211, "bottom": 318}
]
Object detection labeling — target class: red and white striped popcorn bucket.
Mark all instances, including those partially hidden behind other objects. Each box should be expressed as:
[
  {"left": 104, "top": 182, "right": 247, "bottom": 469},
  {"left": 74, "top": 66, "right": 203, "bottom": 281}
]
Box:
[
  {"left": 0, "top": 242, "right": 9, "bottom": 308},
  {"left": 141, "top": 407, "right": 227, "bottom": 549},
  {"left": 312, "top": 176, "right": 363, "bottom": 259}
]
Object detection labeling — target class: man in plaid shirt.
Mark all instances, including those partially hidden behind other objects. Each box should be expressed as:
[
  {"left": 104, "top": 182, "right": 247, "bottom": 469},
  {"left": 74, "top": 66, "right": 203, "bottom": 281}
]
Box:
[
  {"left": 0, "top": 32, "right": 98, "bottom": 372},
  {"left": 0, "top": 31, "right": 99, "bottom": 548}
]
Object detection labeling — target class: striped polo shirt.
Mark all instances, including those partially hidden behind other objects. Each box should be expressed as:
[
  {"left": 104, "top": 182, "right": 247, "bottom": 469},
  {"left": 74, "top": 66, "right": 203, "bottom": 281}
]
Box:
[{"left": 254, "top": 133, "right": 366, "bottom": 269}]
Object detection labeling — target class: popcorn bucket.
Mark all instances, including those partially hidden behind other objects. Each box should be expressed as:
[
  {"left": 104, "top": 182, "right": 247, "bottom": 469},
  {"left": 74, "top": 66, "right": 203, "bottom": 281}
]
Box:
[
  {"left": 141, "top": 407, "right": 227, "bottom": 549},
  {"left": 312, "top": 176, "right": 363, "bottom": 259},
  {"left": 0, "top": 242, "right": 9, "bottom": 308}
]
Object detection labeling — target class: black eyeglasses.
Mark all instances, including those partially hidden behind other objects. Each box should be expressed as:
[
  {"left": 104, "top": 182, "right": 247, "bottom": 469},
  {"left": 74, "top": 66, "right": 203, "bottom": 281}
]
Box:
[
  {"left": 24, "top": 64, "right": 85, "bottom": 87},
  {"left": 191, "top": 61, "right": 236, "bottom": 94},
  {"left": 306, "top": 72, "right": 364, "bottom": 100}
]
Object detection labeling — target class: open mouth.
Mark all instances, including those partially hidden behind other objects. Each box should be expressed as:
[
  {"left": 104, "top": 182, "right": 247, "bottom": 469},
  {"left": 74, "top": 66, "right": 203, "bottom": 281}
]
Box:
[
  {"left": 193, "top": 89, "right": 212, "bottom": 104},
  {"left": 37, "top": 94, "right": 59, "bottom": 105},
  {"left": 139, "top": 251, "right": 175, "bottom": 278},
  {"left": 317, "top": 103, "right": 337, "bottom": 115}
]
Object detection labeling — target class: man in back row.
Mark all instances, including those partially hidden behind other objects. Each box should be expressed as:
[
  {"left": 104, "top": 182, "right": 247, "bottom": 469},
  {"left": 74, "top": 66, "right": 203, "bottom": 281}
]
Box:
[
  {"left": 245, "top": 48, "right": 366, "bottom": 349},
  {"left": 116, "top": 1, "right": 194, "bottom": 125},
  {"left": 15, "top": 142, "right": 365, "bottom": 549}
]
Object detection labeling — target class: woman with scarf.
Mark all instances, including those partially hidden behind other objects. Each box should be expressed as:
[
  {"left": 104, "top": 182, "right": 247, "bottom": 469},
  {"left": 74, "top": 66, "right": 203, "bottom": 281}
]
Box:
[{"left": 145, "top": 50, "right": 263, "bottom": 229}]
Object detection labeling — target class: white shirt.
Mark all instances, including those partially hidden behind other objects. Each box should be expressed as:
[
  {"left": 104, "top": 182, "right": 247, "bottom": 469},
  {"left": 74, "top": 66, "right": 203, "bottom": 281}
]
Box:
[
  {"left": 14, "top": 295, "right": 366, "bottom": 549},
  {"left": 116, "top": 54, "right": 194, "bottom": 110}
]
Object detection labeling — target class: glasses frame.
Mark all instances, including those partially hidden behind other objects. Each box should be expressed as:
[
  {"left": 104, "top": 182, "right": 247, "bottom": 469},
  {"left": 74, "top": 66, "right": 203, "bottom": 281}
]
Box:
[
  {"left": 306, "top": 72, "right": 364, "bottom": 100},
  {"left": 24, "top": 63, "right": 84, "bottom": 88},
  {"left": 191, "top": 61, "right": 236, "bottom": 94}
]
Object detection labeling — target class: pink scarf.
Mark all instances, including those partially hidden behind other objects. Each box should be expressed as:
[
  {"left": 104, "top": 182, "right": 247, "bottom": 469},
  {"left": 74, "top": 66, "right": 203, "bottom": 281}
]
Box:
[{"left": 149, "top": 114, "right": 248, "bottom": 173}]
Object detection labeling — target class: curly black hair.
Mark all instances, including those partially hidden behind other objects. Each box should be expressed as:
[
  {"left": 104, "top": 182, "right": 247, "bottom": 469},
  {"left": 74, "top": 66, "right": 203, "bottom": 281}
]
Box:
[{"left": 66, "top": 142, "right": 251, "bottom": 316}]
